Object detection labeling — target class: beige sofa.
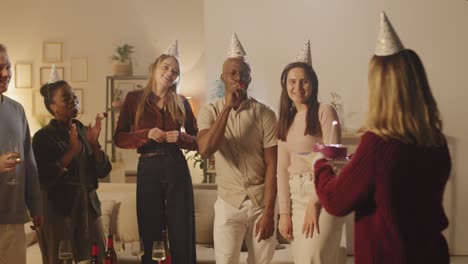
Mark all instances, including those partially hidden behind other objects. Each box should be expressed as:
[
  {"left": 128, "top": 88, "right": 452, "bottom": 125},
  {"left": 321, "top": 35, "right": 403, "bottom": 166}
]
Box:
[{"left": 26, "top": 183, "right": 351, "bottom": 263}]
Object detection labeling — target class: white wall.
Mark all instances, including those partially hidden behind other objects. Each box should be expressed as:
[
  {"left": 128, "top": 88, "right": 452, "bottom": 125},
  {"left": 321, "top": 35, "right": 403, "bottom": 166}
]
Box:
[
  {"left": 1, "top": 0, "right": 205, "bottom": 133},
  {"left": 204, "top": 0, "right": 468, "bottom": 254}
]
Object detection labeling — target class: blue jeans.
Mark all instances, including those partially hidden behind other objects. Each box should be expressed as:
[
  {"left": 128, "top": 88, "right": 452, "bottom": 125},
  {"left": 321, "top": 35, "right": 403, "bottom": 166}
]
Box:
[{"left": 136, "top": 149, "right": 196, "bottom": 264}]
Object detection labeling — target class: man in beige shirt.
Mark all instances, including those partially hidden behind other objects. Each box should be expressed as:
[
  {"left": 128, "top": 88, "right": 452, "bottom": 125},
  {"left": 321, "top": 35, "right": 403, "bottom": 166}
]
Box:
[{"left": 197, "top": 33, "right": 278, "bottom": 264}]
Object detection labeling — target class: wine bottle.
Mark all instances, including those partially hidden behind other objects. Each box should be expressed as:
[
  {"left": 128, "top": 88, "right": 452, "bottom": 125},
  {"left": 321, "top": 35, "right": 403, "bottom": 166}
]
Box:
[
  {"left": 163, "top": 229, "right": 171, "bottom": 264},
  {"left": 90, "top": 242, "right": 99, "bottom": 264},
  {"left": 105, "top": 234, "right": 118, "bottom": 264}
]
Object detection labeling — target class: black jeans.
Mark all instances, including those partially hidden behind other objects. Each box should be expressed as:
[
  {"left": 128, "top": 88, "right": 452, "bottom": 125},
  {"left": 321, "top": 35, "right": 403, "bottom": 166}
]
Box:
[{"left": 136, "top": 149, "right": 196, "bottom": 264}]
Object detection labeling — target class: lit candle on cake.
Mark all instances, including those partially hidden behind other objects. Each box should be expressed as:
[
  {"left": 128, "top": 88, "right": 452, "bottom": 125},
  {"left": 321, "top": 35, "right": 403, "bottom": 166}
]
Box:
[
  {"left": 313, "top": 120, "right": 348, "bottom": 160},
  {"left": 329, "top": 120, "right": 338, "bottom": 144}
]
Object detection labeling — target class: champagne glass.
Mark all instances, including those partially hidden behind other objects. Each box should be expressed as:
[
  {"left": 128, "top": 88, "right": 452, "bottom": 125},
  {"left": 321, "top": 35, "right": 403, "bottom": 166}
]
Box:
[
  {"left": 6, "top": 140, "right": 21, "bottom": 185},
  {"left": 131, "top": 238, "right": 144, "bottom": 262},
  {"left": 58, "top": 240, "right": 73, "bottom": 264},
  {"left": 151, "top": 241, "right": 166, "bottom": 264}
]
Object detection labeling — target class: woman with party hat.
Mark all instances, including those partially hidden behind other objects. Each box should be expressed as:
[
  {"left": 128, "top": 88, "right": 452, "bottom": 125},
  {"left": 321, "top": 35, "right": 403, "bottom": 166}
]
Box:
[
  {"left": 114, "top": 40, "right": 198, "bottom": 264},
  {"left": 33, "top": 64, "right": 111, "bottom": 264},
  {"left": 276, "top": 41, "right": 346, "bottom": 264},
  {"left": 312, "top": 12, "right": 451, "bottom": 263}
]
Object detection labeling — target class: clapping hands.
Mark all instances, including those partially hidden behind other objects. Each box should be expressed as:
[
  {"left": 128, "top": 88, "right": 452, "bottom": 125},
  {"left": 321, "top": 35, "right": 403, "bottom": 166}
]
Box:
[{"left": 86, "top": 113, "right": 103, "bottom": 148}]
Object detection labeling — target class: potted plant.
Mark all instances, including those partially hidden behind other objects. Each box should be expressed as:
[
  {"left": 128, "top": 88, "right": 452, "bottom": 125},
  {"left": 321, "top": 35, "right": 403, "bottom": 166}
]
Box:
[
  {"left": 184, "top": 150, "right": 208, "bottom": 183},
  {"left": 111, "top": 44, "right": 135, "bottom": 76},
  {"left": 185, "top": 150, "right": 205, "bottom": 169}
]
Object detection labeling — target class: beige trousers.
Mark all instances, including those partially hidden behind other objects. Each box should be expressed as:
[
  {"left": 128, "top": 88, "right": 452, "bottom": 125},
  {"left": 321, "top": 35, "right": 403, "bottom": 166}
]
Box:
[
  {"left": 0, "top": 224, "right": 26, "bottom": 264},
  {"left": 213, "top": 197, "right": 276, "bottom": 264},
  {"left": 289, "top": 173, "right": 346, "bottom": 264}
]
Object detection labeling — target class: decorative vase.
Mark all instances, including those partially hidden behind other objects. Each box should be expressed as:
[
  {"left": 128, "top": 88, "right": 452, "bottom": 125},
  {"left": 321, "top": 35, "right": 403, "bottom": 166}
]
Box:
[{"left": 111, "top": 62, "right": 133, "bottom": 76}]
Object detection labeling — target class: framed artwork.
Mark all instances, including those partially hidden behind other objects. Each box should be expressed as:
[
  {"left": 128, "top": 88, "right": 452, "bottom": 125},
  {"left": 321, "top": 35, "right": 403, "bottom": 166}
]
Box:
[
  {"left": 15, "top": 63, "right": 33, "bottom": 88},
  {"left": 32, "top": 90, "right": 48, "bottom": 115},
  {"left": 40, "top": 66, "right": 64, "bottom": 85},
  {"left": 74, "top": 88, "right": 84, "bottom": 114},
  {"left": 42, "top": 42, "right": 63, "bottom": 63},
  {"left": 71, "top": 57, "right": 88, "bottom": 82}
]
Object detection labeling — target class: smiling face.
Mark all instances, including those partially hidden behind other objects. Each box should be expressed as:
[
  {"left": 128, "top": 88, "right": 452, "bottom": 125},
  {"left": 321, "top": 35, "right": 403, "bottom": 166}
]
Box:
[
  {"left": 154, "top": 56, "right": 180, "bottom": 90},
  {"left": 0, "top": 50, "right": 12, "bottom": 94},
  {"left": 50, "top": 84, "right": 80, "bottom": 120},
  {"left": 286, "top": 67, "right": 313, "bottom": 107}
]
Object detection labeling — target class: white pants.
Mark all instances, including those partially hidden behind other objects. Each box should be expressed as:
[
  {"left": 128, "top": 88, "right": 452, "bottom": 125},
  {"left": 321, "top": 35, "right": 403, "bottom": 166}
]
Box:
[
  {"left": 0, "top": 224, "right": 26, "bottom": 264},
  {"left": 213, "top": 197, "right": 276, "bottom": 264},
  {"left": 289, "top": 173, "right": 346, "bottom": 264}
]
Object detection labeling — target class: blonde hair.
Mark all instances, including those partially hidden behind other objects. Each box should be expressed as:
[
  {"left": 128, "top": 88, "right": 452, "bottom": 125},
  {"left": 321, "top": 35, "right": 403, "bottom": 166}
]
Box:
[
  {"left": 366, "top": 49, "right": 445, "bottom": 147},
  {"left": 134, "top": 54, "right": 185, "bottom": 129}
]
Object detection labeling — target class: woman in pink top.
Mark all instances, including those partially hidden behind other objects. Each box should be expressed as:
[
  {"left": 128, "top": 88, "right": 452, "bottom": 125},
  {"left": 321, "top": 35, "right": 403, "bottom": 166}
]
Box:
[{"left": 277, "top": 43, "right": 346, "bottom": 264}]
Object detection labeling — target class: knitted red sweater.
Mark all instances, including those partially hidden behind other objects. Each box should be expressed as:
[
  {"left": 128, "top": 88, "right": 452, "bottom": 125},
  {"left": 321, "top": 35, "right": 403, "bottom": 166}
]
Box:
[{"left": 314, "top": 132, "right": 450, "bottom": 264}]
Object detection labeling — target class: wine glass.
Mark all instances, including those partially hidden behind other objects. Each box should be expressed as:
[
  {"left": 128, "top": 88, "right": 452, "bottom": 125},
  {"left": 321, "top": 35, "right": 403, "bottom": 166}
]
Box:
[
  {"left": 151, "top": 241, "right": 166, "bottom": 264},
  {"left": 58, "top": 240, "right": 73, "bottom": 264},
  {"left": 131, "top": 238, "right": 144, "bottom": 262},
  {"left": 5, "top": 140, "right": 21, "bottom": 185}
]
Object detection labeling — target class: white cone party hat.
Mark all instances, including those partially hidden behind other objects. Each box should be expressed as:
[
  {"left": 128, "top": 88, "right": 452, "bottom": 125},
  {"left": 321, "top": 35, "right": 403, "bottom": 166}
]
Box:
[
  {"left": 48, "top": 64, "right": 62, "bottom": 84},
  {"left": 227, "top": 32, "right": 247, "bottom": 58},
  {"left": 164, "top": 40, "right": 179, "bottom": 58},
  {"left": 294, "top": 40, "right": 312, "bottom": 65},
  {"left": 375, "top": 11, "right": 404, "bottom": 56}
]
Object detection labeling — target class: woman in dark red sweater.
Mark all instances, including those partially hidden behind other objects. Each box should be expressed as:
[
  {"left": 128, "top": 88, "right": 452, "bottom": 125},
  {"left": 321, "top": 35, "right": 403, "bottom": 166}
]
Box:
[
  {"left": 313, "top": 12, "right": 451, "bottom": 264},
  {"left": 114, "top": 41, "right": 198, "bottom": 264}
]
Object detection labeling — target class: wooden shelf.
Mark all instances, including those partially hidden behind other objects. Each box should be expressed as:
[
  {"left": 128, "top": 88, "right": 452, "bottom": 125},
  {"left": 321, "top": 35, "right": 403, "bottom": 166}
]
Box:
[{"left": 104, "top": 76, "right": 148, "bottom": 162}]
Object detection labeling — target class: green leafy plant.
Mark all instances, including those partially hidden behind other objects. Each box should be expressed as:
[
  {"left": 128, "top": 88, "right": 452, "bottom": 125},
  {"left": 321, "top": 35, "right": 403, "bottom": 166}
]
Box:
[
  {"left": 184, "top": 150, "right": 206, "bottom": 170},
  {"left": 111, "top": 44, "right": 135, "bottom": 63}
]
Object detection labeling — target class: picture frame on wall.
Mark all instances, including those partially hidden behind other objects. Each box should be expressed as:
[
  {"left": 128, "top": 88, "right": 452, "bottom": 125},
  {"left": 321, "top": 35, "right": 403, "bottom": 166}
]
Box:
[
  {"left": 74, "top": 88, "right": 84, "bottom": 114},
  {"left": 40, "top": 66, "right": 64, "bottom": 85},
  {"left": 15, "top": 63, "right": 33, "bottom": 88},
  {"left": 71, "top": 57, "right": 88, "bottom": 82},
  {"left": 32, "top": 89, "right": 49, "bottom": 115},
  {"left": 42, "top": 42, "right": 63, "bottom": 63}
]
